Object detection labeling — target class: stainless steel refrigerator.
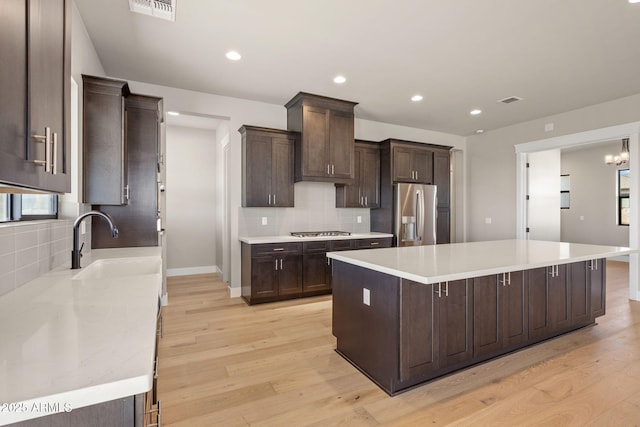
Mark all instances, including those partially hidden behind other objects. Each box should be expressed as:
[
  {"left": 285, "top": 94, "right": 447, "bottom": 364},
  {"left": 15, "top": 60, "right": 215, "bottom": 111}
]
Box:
[{"left": 394, "top": 183, "right": 437, "bottom": 246}]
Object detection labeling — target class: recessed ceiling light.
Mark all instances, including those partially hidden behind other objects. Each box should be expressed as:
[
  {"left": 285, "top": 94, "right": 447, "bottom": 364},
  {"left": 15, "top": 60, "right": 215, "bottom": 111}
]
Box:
[
  {"left": 333, "top": 75, "right": 346, "bottom": 84},
  {"left": 167, "top": 111, "right": 180, "bottom": 116},
  {"left": 629, "top": 0, "right": 640, "bottom": 4},
  {"left": 470, "top": 109, "right": 482, "bottom": 116},
  {"left": 476, "top": 129, "right": 484, "bottom": 134},
  {"left": 411, "top": 95, "right": 423, "bottom": 102},
  {"left": 225, "top": 50, "right": 242, "bottom": 61}
]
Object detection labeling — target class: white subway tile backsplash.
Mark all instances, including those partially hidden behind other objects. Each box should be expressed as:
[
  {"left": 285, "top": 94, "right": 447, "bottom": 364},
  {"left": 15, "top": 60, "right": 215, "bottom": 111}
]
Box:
[
  {"left": 15, "top": 230, "right": 38, "bottom": 251},
  {"left": 0, "top": 272, "right": 15, "bottom": 296},
  {"left": 239, "top": 182, "right": 373, "bottom": 237},
  {"left": 0, "top": 220, "right": 72, "bottom": 295}
]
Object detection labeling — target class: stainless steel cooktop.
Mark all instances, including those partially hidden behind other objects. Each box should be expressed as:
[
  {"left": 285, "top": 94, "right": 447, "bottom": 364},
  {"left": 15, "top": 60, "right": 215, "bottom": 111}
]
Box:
[{"left": 290, "top": 231, "right": 351, "bottom": 238}]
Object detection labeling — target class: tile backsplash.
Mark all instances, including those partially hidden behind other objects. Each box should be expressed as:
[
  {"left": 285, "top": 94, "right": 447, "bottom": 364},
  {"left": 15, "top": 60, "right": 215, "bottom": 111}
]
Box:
[
  {"left": 239, "top": 181, "right": 371, "bottom": 237},
  {"left": 0, "top": 220, "right": 88, "bottom": 296}
]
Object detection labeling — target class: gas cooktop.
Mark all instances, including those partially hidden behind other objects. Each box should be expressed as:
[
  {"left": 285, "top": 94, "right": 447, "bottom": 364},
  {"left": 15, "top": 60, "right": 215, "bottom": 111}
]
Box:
[{"left": 290, "top": 231, "right": 351, "bottom": 238}]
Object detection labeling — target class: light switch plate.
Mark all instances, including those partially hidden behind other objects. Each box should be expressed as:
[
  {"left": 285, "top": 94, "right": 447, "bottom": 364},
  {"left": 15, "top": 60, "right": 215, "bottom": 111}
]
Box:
[
  {"left": 363, "top": 288, "right": 370, "bottom": 306},
  {"left": 485, "top": 217, "right": 492, "bottom": 224}
]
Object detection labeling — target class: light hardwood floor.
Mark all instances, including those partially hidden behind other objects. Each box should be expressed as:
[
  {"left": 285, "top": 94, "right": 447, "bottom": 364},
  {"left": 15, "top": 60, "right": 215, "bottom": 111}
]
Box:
[{"left": 158, "top": 261, "right": 640, "bottom": 426}]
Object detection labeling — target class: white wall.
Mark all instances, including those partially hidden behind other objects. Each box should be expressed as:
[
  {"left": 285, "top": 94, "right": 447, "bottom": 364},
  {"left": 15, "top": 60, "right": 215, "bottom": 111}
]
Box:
[
  {"left": 122, "top": 80, "right": 466, "bottom": 294},
  {"left": 467, "top": 92, "right": 640, "bottom": 242},
  {"left": 560, "top": 141, "right": 630, "bottom": 246},
  {"left": 165, "top": 126, "right": 217, "bottom": 275}
]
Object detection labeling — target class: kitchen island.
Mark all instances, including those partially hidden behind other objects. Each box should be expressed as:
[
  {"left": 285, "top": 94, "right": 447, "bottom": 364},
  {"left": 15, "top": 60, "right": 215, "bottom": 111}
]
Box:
[{"left": 327, "top": 239, "right": 634, "bottom": 395}]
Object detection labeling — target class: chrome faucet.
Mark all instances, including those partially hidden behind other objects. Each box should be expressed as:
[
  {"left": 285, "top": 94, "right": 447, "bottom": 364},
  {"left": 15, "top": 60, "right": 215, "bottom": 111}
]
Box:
[{"left": 71, "top": 210, "right": 119, "bottom": 269}]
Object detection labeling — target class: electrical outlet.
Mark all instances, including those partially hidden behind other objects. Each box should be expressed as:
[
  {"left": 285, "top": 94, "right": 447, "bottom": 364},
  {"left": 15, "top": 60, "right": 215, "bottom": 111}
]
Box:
[
  {"left": 357, "top": 216, "right": 362, "bottom": 223},
  {"left": 545, "top": 122, "right": 554, "bottom": 132},
  {"left": 363, "top": 288, "right": 370, "bottom": 306},
  {"left": 580, "top": 216, "right": 585, "bottom": 221},
  {"left": 485, "top": 217, "right": 492, "bottom": 224},
  {"left": 81, "top": 222, "right": 86, "bottom": 235},
  {"left": 261, "top": 217, "right": 268, "bottom": 225}
]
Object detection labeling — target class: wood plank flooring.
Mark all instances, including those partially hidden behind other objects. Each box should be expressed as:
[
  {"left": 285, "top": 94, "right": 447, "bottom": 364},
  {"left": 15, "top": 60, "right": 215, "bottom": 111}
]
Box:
[{"left": 158, "top": 261, "right": 640, "bottom": 426}]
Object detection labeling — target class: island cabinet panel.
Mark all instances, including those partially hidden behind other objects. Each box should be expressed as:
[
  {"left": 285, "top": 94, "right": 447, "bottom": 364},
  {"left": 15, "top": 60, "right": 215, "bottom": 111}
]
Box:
[
  {"left": 438, "top": 279, "right": 473, "bottom": 369},
  {"left": 502, "top": 271, "right": 528, "bottom": 348},
  {"left": 473, "top": 275, "right": 502, "bottom": 358},
  {"left": 399, "top": 280, "right": 439, "bottom": 381},
  {"left": 569, "top": 261, "right": 591, "bottom": 326},
  {"left": 590, "top": 259, "right": 606, "bottom": 318},
  {"left": 332, "top": 261, "right": 400, "bottom": 392},
  {"left": 528, "top": 267, "right": 551, "bottom": 340},
  {"left": 473, "top": 271, "right": 528, "bottom": 359},
  {"left": 548, "top": 264, "right": 571, "bottom": 332}
]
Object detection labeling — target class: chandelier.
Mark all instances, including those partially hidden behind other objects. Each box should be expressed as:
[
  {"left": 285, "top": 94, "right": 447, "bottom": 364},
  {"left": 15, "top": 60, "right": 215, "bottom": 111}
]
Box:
[{"left": 604, "top": 138, "right": 630, "bottom": 166}]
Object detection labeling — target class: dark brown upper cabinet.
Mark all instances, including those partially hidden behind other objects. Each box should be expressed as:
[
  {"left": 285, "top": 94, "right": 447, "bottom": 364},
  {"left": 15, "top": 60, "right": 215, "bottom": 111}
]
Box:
[
  {"left": 0, "top": 0, "right": 71, "bottom": 193},
  {"left": 82, "top": 75, "right": 131, "bottom": 205},
  {"left": 336, "top": 141, "right": 380, "bottom": 208},
  {"left": 240, "top": 125, "right": 296, "bottom": 207},
  {"left": 285, "top": 92, "right": 357, "bottom": 184},
  {"left": 92, "top": 94, "right": 162, "bottom": 249},
  {"left": 390, "top": 142, "right": 433, "bottom": 184}
]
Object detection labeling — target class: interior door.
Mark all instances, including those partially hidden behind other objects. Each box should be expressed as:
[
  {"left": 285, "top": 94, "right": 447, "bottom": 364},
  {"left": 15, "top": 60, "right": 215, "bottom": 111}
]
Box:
[{"left": 527, "top": 150, "right": 561, "bottom": 241}]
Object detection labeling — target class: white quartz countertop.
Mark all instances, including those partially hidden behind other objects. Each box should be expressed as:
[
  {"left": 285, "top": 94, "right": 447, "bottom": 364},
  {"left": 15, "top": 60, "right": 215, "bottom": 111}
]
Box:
[
  {"left": 326, "top": 240, "right": 635, "bottom": 284},
  {"left": 0, "top": 247, "right": 161, "bottom": 426},
  {"left": 239, "top": 232, "right": 393, "bottom": 244}
]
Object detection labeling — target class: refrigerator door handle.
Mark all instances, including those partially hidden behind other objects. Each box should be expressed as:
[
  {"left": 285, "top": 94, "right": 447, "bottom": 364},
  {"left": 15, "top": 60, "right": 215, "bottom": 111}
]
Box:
[{"left": 416, "top": 189, "right": 424, "bottom": 241}]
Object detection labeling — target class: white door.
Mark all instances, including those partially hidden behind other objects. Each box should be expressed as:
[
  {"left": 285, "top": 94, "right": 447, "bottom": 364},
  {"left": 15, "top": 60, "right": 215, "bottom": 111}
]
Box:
[{"left": 527, "top": 150, "right": 561, "bottom": 241}]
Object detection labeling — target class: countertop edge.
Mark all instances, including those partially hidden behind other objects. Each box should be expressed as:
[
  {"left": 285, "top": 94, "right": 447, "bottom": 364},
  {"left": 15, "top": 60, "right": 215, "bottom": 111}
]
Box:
[
  {"left": 239, "top": 232, "right": 394, "bottom": 244},
  {"left": 327, "top": 242, "right": 635, "bottom": 284}
]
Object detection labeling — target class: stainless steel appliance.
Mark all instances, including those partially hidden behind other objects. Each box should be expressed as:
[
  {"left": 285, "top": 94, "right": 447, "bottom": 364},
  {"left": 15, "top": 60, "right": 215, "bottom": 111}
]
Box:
[
  {"left": 290, "top": 231, "right": 351, "bottom": 238},
  {"left": 394, "top": 183, "right": 437, "bottom": 246}
]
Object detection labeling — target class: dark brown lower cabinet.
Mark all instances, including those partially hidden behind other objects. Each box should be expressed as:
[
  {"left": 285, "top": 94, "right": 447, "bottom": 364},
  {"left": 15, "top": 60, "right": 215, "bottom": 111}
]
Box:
[
  {"left": 473, "top": 271, "right": 528, "bottom": 359},
  {"left": 590, "top": 259, "right": 606, "bottom": 318},
  {"left": 302, "top": 241, "right": 332, "bottom": 295},
  {"left": 438, "top": 280, "right": 473, "bottom": 369},
  {"left": 241, "top": 242, "right": 303, "bottom": 304},
  {"left": 332, "top": 259, "right": 606, "bottom": 395},
  {"left": 243, "top": 238, "right": 392, "bottom": 304}
]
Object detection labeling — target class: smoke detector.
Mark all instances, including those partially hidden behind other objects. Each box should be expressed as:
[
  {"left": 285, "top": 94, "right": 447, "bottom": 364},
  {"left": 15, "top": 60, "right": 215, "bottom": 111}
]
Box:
[
  {"left": 497, "top": 96, "right": 523, "bottom": 105},
  {"left": 129, "top": 0, "right": 176, "bottom": 21}
]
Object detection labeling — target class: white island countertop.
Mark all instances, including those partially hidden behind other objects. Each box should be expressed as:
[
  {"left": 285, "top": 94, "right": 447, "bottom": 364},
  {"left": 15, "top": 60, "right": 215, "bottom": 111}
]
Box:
[
  {"left": 0, "top": 247, "right": 161, "bottom": 426},
  {"left": 240, "top": 232, "right": 393, "bottom": 244},
  {"left": 327, "top": 240, "right": 635, "bottom": 284}
]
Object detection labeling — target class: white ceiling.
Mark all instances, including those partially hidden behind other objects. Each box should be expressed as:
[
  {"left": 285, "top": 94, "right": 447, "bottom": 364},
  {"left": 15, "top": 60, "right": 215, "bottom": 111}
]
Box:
[{"left": 75, "top": 0, "right": 640, "bottom": 136}]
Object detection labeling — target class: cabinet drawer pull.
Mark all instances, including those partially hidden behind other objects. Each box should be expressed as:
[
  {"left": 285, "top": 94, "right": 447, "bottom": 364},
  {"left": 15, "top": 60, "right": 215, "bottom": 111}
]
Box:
[
  {"left": 279, "top": 259, "right": 283, "bottom": 270},
  {"left": 268, "top": 194, "right": 271, "bottom": 205},
  {"left": 274, "top": 260, "right": 278, "bottom": 271},
  {"left": 445, "top": 281, "right": 449, "bottom": 297},
  {"left": 147, "top": 400, "right": 162, "bottom": 427},
  {"left": 327, "top": 164, "right": 330, "bottom": 175},
  {"left": 371, "top": 242, "right": 380, "bottom": 246},
  {"left": 364, "top": 196, "right": 368, "bottom": 206},
  {"left": 154, "top": 356, "right": 159, "bottom": 379},
  {"left": 32, "top": 127, "right": 52, "bottom": 172},
  {"left": 331, "top": 164, "right": 335, "bottom": 175},
  {"left": 327, "top": 257, "right": 330, "bottom": 265},
  {"left": 273, "top": 248, "right": 285, "bottom": 251},
  {"left": 436, "top": 283, "right": 442, "bottom": 298},
  {"left": 273, "top": 193, "right": 276, "bottom": 204},
  {"left": 52, "top": 132, "right": 58, "bottom": 174}
]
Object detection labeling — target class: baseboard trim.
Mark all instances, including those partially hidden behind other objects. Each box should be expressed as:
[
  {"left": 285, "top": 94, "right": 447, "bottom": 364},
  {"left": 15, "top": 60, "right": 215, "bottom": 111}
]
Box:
[
  {"left": 229, "top": 285, "right": 241, "bottom": 298},
  {"left": 167, "top": 265, "right": 218, "bottom": 277}
]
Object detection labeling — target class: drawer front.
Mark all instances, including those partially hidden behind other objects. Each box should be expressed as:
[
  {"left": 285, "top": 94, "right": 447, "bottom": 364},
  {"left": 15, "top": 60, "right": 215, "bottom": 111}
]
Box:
[
  {"left": 355, "top": 237, "right": 393, "bottom": 249},
  {"left": 303, "top": 241, "right": 330, "bottom": 254},
  {"left": 252, "top": 242, "right": 302, "bottom": 256},
  {"left": 330, "top": 239, "right": 355, "bottom": 251}
]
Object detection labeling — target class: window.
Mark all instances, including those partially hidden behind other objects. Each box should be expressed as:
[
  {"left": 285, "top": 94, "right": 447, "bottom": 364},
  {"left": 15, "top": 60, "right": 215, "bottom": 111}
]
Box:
[
  {"left": 0, "top": 194, "right": 58, "bottom": 223},
  {"left": 618, "top": 169, "right": 630, "bottom": 226},
  {"left": 560, "top": 174, "right": 570, "bottom": 209}
]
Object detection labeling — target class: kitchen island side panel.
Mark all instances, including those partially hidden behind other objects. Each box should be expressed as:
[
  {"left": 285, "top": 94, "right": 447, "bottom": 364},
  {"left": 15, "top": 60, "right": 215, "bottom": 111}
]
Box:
[{"left": 332, "top": 261, "right": 401, "bottom": 392}]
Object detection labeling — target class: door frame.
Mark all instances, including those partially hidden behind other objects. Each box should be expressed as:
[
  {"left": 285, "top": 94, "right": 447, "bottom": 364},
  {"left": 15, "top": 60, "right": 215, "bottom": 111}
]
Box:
[{"left": 515, "top": 121, "right": 640, "bottom": 301}]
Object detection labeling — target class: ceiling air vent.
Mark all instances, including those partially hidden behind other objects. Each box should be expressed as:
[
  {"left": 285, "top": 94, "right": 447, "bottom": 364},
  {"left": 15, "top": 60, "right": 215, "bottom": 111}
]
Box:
[
  {"left": 497, "top": 96, "right": 523, "bottom": 105},
  {"left": 129, "top": 0, "right": 176, "bottom": 21}
]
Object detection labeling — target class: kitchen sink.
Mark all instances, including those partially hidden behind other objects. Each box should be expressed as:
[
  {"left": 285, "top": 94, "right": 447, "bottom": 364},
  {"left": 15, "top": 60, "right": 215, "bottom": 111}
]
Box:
[{"left": 72, "top": 257, "right": 162, "bottom": 281}]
